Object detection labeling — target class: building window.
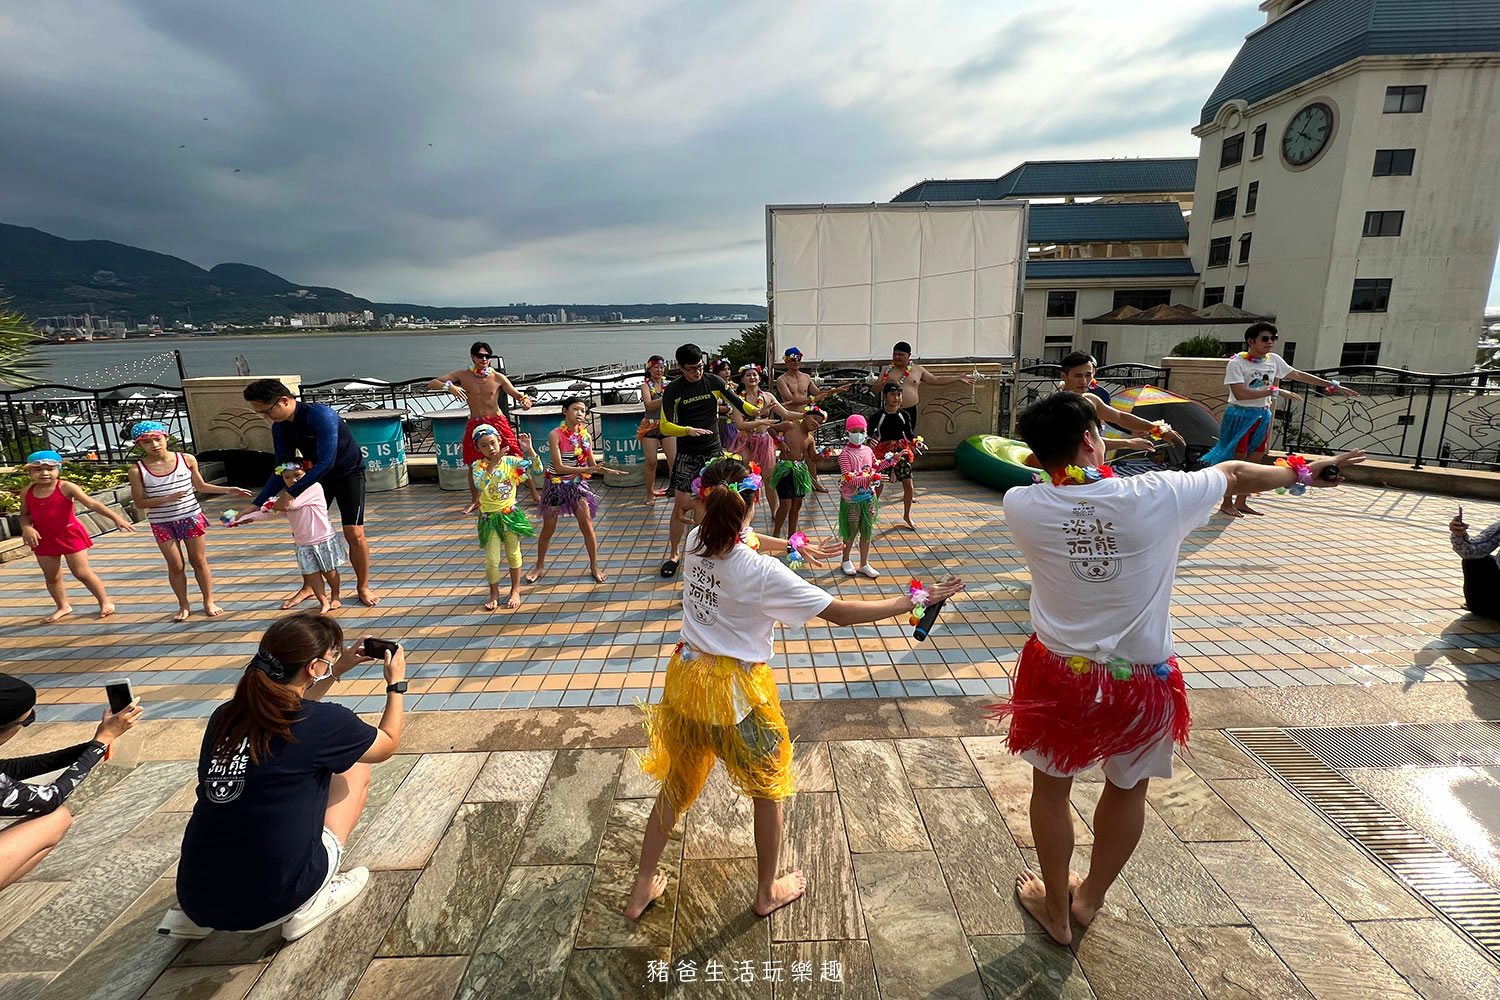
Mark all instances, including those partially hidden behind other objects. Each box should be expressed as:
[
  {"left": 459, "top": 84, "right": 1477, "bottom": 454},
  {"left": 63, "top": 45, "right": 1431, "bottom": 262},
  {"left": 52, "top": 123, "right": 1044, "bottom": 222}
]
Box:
[
  {"left": 1349, "top": 278, "right": 1392, "bottom": 313},
  {"left": 1238, "top": 233, "right": 1252, "bottom": 264},
  {"left": 1245, "top": 181, "right": 1259, "bottom": 214},
  {"left": 1221, "top": 132, "right": 1245, "bottom": 169},
  {"left": 1208, "top": 236, "right": 1231, "bottom": 268},
  {"left": 1282, "top": 341, "right": 1296, "bottom": 364},
  {"left": 1090, "top": 341, "right": 1108, "bottom": 366},
  {"left": 1383, "top": 85, "right": 1426, "bottom": 114},
  {"left": 1213, "top": 187, "right": 1238, "bottom": 220},
  {"left": 1111, "top": 288, "right": 1172, "bottom": 310},
  {"left": 1045, "top": 290, "right": 1077, "bottom": 318},
  {"left": 1042, "top": 334, "right": 1073, "bottom": 363},
  {"left": 1233, "top": 285, "right": 1245, "bottom": 309},
  {"left": 1373, "top": 148, "right": 1415, "bottom": 176},
  {"left": 1203, "top": 286, "right": 1226, "bottom": 308},
  {"left": 1362, "top": 210, "right": 1404, "bottom": 237},
  {"left": 1340, "top": 342, "right": 1381, "bottom": 366},
  {"left": 1220, "top": 341, "right": 1241, "bottom": 357},
  {"left": 1252, "top": 124, "right": 1267, "bottom": 158}
]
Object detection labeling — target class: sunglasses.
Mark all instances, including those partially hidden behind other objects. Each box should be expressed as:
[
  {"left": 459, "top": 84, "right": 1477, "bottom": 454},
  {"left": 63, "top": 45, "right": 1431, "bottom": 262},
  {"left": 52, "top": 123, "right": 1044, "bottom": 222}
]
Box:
[
  {"left": 1257, "top": 335, "right": 1278, "bottom": 342},
  {"left": 680, "top": 363, "right": 704, "bottom": 373},
  {"left": 473, "top": 353, "right": 494, "bottom": 360}
]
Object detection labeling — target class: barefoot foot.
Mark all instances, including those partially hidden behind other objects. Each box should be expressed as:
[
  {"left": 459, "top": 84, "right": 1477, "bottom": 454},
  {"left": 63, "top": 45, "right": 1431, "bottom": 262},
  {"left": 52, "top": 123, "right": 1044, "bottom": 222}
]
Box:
[
  {"left": 591, "top": 569, "right": 608, "bottom": 583},
  {"left": 624, "top": 873, "right": 668, "bottom": 920},
  {"left": 901, "top": 518, "right": 916, "bottom": 530},
  {"left": 1217, "top": 504, "right": 1243, "bottom": 519},
  {"left": 42, "top": 606, "right": 73, "bottom": 625},
  {"left": 203, "top": 602, "right": 225, "bottom": 618},
  {"left": 172, "top": 607, "right": 191, "bottom": 623},
  {"left": 357, "top": 587, "right": 380, "bottom": 607},
  {"left": 99, "top": 603, "right": 116, "bottom": 619},
  {"left": 505, "top": 591, "right": 521, "bottom": 610},
  {"left": 328, "top": 598, "right": 342, "bottom": 610},
  {"left": 1236, "top": 504, "right": 1264, "bottom": 516},
  {"left": 523, "top": 570, "right": 542, "bottom": 585},
  {"left": 318, "top": 601, "right": 333, "bottom": 614},
  {"left": 1070, "top": 876, "right": 1107, "bottom": 928},
  {"left": 461, "top": 502, "right": 478, "bottom": 515},
  {"left": 754, "top": 871, "right": 807, "bottom": 917},
  {"left": 1016, "top": 869, "right": 1071, "bottom": 945},
  {"left": 483, "top": 597, "right": 499, "bottom": 612},
  {"left": 281, "top": 588, "right": 315, "bottom": 610}
]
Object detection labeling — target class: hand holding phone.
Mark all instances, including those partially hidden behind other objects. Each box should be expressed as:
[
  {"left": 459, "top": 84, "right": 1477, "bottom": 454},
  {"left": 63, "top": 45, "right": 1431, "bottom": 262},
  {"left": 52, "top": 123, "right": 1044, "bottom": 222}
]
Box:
[
  {"left": 361, "top": 638, "right": 399, "bottom": 660},
  {"left": 104, "top": 678, "right": 134, "bottom": 714}
]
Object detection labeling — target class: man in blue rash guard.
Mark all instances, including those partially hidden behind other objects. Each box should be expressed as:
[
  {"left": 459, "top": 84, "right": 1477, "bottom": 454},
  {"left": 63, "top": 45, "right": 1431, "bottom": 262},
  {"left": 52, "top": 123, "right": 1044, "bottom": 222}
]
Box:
[{"left": 244, "top": 379, "right": 379, "bottom": 607}]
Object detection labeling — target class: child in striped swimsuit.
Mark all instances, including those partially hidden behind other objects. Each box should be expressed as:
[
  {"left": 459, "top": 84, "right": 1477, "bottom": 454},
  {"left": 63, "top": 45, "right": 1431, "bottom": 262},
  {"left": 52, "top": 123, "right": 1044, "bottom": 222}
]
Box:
[{"left": 128, "top": 422, "right": 252, "bottom": 622}]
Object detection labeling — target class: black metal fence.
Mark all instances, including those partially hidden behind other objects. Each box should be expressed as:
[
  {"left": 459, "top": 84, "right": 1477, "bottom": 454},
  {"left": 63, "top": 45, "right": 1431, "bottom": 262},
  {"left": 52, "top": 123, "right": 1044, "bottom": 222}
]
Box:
[
  {"left": 0, "top": 382, "right": 193, "bottom": 464},
  {"left": 1010, "top": 362, "right": 1173, "bottom": 420},
  {"left": 1272, "top": 366, "right": 1500, "bottom": 471}
]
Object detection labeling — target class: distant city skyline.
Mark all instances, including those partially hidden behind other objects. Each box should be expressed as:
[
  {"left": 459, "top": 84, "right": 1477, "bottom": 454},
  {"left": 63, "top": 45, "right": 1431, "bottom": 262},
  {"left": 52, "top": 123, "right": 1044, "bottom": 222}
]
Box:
[{"left": 2, "top": 1, "right": 1496, "bottom": 307}]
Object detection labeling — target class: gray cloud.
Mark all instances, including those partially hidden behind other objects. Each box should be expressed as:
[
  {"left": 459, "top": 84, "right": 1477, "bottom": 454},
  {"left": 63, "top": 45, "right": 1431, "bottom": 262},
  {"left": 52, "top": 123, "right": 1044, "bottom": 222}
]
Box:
[{"left": 14, "top": 1, "right": 1408, "bottom": 307}]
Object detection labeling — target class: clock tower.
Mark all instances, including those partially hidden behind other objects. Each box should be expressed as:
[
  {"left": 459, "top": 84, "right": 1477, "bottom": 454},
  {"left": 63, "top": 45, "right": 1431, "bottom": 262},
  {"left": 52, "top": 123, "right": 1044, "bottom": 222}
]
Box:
[{"left": 1187, "top": 0, "right": 1500, "bottom": 372}]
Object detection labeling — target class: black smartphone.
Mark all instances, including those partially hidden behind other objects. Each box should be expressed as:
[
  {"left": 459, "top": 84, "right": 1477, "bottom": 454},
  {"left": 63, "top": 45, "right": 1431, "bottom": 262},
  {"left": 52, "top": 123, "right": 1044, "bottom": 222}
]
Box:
[
  {"left": 362, "top": 638, "right": 399, "bottom": 660},
  {"left": 104, "top": 677, "right": 134, "bottom": 714}
]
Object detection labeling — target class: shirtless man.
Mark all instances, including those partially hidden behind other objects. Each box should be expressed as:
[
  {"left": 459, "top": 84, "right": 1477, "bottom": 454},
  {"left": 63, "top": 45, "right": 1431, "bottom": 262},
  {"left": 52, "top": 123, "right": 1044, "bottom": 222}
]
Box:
[
  {"left": 775, "top": 347, "right": 846, "bottom": 493},
  {"left": 771, "top": 405, "right": 826, "bottom": 537},
  {"left": 427, "top": 341, "right": 538, "bottom": 509},
  {"left": 1057, "top": 352, "right": 1186, "bottom": 456},
  {"left": 867, "top": 341, "right": 976, "bottom": 428}
]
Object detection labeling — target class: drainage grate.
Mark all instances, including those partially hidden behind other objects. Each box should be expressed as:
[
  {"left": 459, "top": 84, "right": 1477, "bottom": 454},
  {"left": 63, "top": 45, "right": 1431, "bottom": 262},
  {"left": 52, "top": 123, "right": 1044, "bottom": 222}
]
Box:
[
  {"left": 1286, "top": 721, "right": 1500, "bottom": 770},
  {"left": 1228, "top": 726, "right": 1500, "bottom": 960}
]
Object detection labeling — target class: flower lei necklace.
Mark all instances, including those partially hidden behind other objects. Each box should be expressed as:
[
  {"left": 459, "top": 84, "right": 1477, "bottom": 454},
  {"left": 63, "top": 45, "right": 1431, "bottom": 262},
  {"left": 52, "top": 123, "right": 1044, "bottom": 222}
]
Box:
[
  {"left": 645, "top": 376, "right": 664, "bottom": 398},
  {"left": 1051, "top": 464, "right": 1114, "bottom": 486},
  {"left": 559, "top": 421, "right": 592, "bottom": 474},
  {"left": 1057, "top": 379, "right": 1100, "bottom": 391},
  {"left": 470, "top": 362, "right": 493, "bottom": 377},
  {"left": 881, "top": 365, "right": 909, "bottom": 387},
  {"left": 1237, "top": 350, "right": 1271, "bottom": 362}
]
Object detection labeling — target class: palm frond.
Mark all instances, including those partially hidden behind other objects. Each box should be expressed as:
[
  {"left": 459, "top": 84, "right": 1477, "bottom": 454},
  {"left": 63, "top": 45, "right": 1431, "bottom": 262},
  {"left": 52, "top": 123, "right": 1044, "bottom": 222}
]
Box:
[{"left": 0, "top": 292, "right": 43, "bottom": 389}]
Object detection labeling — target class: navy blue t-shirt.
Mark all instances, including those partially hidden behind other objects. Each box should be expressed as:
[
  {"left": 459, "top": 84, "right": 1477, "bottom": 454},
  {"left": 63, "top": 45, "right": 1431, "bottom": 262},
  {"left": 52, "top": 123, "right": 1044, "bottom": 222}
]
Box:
[
  {"left": 252, "top": 401, "right": 365, "bottom": 507},
  {"left": 177, "top": 700, "right": 377, "bottom": 930}
]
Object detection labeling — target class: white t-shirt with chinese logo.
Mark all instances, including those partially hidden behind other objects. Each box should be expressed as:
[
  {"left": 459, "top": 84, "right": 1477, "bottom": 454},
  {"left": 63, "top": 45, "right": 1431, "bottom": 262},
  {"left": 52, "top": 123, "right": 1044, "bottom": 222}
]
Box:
[
  {"left": 1003, "top": 469, "right": 1228, "bottom": 665},
  {"left": 679, "top": 527, "right": 834, "bottom": 665},
  {"left": 1223, "top": 352, "right": 1292, "bottom": 409}
]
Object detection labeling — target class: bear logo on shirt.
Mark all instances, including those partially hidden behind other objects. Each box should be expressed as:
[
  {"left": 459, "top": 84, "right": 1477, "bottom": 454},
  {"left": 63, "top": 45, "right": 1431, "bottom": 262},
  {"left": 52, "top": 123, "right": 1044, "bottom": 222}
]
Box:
[
  {"left": 1064, "top": 509, "right": 1121, "bottom": 583},
  {"left": 204, "top": 737, "right": 251, "bottom": 804}
]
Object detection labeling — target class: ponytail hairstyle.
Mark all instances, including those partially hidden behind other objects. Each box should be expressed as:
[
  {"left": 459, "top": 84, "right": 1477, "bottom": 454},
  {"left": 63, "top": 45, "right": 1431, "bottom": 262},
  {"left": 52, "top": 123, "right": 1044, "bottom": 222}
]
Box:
[
  {"left": 690, "top": 456, "right": 759, "bottom": 558},
  {"left": 214, "top": 612, "right": 345, "bottom": 764}
]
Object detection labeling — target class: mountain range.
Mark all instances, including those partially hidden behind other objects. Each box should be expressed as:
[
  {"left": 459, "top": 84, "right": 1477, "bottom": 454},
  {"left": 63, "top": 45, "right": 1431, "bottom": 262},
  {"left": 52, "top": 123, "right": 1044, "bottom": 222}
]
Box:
[{"left": 0, "top": 223, "right": 766, "bottom": 325}]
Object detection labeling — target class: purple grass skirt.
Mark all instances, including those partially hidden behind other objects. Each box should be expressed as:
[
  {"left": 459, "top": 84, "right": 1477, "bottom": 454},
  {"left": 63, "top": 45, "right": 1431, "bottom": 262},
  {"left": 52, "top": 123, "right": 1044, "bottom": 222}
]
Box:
[{"left": 540, "top": 477, "right": 599, "bottom": 519}]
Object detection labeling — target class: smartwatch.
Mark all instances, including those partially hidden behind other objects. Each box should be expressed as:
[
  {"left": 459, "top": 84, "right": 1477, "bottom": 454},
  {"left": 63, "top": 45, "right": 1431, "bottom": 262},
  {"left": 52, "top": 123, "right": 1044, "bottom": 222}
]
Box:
[{"left": 386, "top": 681, "right": 408, "bottom": 694}]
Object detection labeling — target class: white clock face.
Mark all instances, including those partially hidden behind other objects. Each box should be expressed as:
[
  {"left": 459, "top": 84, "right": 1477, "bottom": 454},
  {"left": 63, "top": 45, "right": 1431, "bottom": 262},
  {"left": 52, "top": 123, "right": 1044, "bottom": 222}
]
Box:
[{"left": 1282, "top": 103, "right": 1332, "bottom": 166}]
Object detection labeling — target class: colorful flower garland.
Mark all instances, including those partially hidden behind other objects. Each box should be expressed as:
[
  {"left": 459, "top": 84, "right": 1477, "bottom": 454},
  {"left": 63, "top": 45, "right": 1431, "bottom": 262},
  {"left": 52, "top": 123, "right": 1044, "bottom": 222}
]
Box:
[
  {"left": 558, "top": 422, "right": 592, "bottom": 478},
  {"left": 1050, "top": 464, "right": 1114, "bottom": 487},
  {"left": 785, "top": 532, "right": 808, "bottom": 568},
  {"left": 1273, "top": 454, "right": 1313, "bottom": 495},
  {"left": 880, "top": 365, "right": 910, "bottom": 388},
  {"left": 907, "top": 579, "right": 932, "bottom": 627}
]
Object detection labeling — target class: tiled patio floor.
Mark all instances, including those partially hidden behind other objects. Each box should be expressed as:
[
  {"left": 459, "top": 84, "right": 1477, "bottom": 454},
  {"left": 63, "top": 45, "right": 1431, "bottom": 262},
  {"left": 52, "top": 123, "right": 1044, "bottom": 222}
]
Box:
[
  {"left": 3, "top": 474, "right": 1499, "bottom": 721},
  {"left": 2, "top": 683, "right": 1498, "bottom": 999}
]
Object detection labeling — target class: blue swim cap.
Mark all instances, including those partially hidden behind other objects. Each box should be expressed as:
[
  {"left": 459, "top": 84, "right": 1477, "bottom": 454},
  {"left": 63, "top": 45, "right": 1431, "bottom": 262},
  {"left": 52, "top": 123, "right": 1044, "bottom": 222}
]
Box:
[
  {"left": 470, "top": 424, "right": 500, "bottom": 444},
  {"left": 130, "top": 420, "right": 169, "bottom": 440},
  {"left": 25, "top": 450, "right": 63, "bottom": 466}
]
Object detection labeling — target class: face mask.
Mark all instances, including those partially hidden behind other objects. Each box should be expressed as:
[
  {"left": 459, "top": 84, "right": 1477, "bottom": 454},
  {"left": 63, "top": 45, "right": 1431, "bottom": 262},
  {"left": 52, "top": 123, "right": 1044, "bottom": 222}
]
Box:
[
  {"left": 308, "top": 659, "right": 333, "bottom": 683},
  {"left": 848, "top": 432, "right": 867, "bottom": 445}
]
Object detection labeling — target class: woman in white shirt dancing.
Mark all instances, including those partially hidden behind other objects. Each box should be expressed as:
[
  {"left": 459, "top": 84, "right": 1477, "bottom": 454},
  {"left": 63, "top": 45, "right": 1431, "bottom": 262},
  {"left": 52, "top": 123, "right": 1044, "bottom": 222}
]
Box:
[{"left": 623, "top": 455, "right": 962, "bottom": 920}]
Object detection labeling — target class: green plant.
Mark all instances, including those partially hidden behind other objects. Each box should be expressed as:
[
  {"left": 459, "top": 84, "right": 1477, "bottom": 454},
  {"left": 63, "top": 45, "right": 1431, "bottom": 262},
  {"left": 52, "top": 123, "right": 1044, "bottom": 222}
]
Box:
[
  {"left": 0, "top": 491, "right": 19, "bottom": 513},
  {"left": 716, "top": 322, "right": 769, "bottom": 372},
  {"left": 0, "top": 291, "right": 43, "bottom": 389},
  {"left": 0, "top": 461, "right": 129, "bottom": 494},
  {"left": 1168, "top": 335, "right": 1228, "bottom": 358}
]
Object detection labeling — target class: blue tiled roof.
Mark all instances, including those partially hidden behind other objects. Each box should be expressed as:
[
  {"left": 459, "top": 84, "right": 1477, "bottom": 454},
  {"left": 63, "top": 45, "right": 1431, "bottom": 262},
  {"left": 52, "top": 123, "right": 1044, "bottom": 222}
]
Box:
[
  {"left": 1201, "top": 0, "right": 1500, "bottom": 125},
  {"left": 1025, "top": 258, "right": 1199, "bottom": 280},
  {"left": 1027, "top": 203, "right": 1188, "bottom": 244},
  {"left": 893, "top": 158, "right": 1197, "bottom": 201}
]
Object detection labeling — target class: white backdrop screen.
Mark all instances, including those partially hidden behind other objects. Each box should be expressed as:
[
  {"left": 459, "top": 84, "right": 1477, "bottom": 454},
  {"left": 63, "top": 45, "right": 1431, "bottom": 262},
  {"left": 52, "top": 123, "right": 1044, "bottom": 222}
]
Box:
[{"left": 768, "top": 203, "right": 1024, "bottom": 361}]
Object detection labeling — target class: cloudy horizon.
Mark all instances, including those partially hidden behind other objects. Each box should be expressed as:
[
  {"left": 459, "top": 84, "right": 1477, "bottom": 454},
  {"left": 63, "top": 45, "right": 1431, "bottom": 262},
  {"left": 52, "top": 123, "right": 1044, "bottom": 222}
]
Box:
[{"left": 4, "top": 1, "right": 1497, "bottom": 308}]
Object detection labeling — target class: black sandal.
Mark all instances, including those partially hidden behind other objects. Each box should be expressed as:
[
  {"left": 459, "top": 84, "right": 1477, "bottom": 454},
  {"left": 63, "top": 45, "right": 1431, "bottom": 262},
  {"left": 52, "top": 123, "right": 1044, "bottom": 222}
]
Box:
[{"left": 660, "top": 559, "right": 679, "bottom": 578}]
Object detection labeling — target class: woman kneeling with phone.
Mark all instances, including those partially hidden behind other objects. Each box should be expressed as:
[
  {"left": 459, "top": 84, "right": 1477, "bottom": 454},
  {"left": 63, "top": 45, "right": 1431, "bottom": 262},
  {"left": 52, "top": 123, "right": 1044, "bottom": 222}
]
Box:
[{"left": 160, "top": 613, "right": 406, "bottom": 941}]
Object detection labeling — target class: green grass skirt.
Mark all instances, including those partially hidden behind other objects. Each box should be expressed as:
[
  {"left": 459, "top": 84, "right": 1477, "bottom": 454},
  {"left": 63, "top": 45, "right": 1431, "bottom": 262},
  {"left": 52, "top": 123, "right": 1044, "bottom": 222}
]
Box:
[{"left": 838, "top": 496, "right": 878, "bottom": 543}]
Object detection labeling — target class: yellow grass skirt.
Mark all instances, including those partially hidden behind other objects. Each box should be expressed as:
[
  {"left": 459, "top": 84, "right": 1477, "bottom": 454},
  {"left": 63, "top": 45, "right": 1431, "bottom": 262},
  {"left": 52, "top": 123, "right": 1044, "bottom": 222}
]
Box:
[{"left": 637, "top": 642, "right": 795, "bottom": 821}]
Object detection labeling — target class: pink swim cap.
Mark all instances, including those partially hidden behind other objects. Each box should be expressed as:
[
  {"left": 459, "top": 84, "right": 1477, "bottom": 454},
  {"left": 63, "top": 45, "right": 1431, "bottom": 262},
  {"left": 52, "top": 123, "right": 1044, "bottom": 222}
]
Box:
[{"left": 845, "top": 414, "right": 868, "bottom": 433}]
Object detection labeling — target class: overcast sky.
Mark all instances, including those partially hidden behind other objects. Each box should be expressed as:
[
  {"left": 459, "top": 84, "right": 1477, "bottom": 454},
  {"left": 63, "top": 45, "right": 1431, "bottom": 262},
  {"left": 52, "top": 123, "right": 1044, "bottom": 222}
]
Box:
[{"left": 3, "top": 1, "right": 1496, "bottom": 307}]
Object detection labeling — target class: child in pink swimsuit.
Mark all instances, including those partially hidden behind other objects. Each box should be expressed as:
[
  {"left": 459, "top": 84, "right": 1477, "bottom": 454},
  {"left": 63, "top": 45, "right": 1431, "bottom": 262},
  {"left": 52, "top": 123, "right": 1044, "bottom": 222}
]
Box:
[
  {"left": 229, "top": 462, "right": 348, "bottom": 613},
  {"left": 18, "top": 450, "right": 136, "bottom": 623}
]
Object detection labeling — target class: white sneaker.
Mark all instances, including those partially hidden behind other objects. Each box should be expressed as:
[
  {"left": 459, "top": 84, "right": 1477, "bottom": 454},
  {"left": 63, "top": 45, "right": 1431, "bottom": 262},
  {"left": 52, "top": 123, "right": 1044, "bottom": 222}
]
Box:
[
  {"left": 156, "top": 905, "right": 212, "bottom": 939},
  {"left": 841, "top": 561, "right": 856, "bottom": 576},
  {"left": 281, "top": 867, "right": 369, "bottom": 941},
  {"left": 858, "top": 564, "right": 880, "bottom": 579}
]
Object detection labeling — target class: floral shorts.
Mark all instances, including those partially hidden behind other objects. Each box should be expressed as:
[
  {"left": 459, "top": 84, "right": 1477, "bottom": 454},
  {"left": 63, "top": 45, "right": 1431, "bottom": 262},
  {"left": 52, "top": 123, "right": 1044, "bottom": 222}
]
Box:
[{"left": 151, "top": 513, "right": 208, "bottom": 545}]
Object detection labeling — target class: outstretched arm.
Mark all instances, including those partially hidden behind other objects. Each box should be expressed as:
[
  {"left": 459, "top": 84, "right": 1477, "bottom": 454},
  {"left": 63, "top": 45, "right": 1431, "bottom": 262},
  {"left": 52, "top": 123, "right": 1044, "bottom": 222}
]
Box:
[
  {"left": 1286, "top": 368, "right": 1360, "bottom": 396},
  {"left": 62, "top": 481, "right": 134, "bottom": 531},
  {"left": 186, "top": 455, "right": 252, "bottom": 498},
  {"left": 1219, "top": 450, "right": 1364, "bottom": 496}
]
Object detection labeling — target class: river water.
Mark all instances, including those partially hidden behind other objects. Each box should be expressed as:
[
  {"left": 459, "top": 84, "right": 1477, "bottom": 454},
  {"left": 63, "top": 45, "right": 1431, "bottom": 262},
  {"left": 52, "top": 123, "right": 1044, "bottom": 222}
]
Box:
[{"left": 30, "top": 322, "right": 751, "bottom": 387}]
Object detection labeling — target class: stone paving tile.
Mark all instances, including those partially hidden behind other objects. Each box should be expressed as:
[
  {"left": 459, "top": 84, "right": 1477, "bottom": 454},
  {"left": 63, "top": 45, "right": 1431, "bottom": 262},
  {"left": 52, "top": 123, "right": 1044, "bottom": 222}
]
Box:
[
  {"left": 683, "top": 764, "right": 755, "bottom": 859},
  {"left": 560, "top": 947, "right": 668, "bottom": 1000},
  {"left": 348, "top": 957, "right": 468, "bottom": 1000},
  {"left": 596, "top": 795, "right": 683, "bottom": 868},
  {"left": 1208, "top": 778, "right": 1427, "bottom": 921},
  {"left": 345, "top": 752, "right": 487, "bottom": 871},
  {"left": 969, "top": 935, "right": 1095, "bottom": 1000},
  {"left": 379, "top": 800, "right": 531, "bottom": 956},
  {"left": 513, "top": 749, "right": 624, "bottom": 866},
  {"left": 831, "top": 740, "right": 929, "bottom": 853},
  {"left": 572, "top": 860, "right": 678, "bottom": 950},
  {"left": 770, "top": 941, "right": 881, "bottom": 1000},
  {"left": 914, "top": 786, "right": 1031, "bottom": 936},
  {"left": 459, "top": 865, "right": 591, "bottom": 1000},
  {"left": 790, "top": 741, "right": 836, "bottom": 792},
  {"left": 1145, "top": 766, "right": 1255, "bottom": 843},
  {"left": 466, "top": 749, "right": 555, "bottom": 802},
  {"left": 29, "top": 760, "right": 197, "bottom": 881},
  {"left": 247, "top": 871, "right": 417, "bottom": 1000},
  {"left": 613, "top": 749, "right": 658, "bottom": 799},
  {"left": 0, "top": 974, "right": 52, "bottom": 1000},
  {"left": 0, "top": 883, "right": 65, "bottom": 942},
  {"left": 141, "top": 964, "right": 266, "bottom": 1000},
  {"left": 963, "top": 736, "right": 1092, "bottom": 848},
  {"left": 36, "top": 876, "right": 183, "bottom": 1000},
  {"left": 896, "top": 737, "right": 983, "bottom": 788},
  {"left": 1161, "top": 926, "right": 1313, "bottom": 1000},
  {"left": 770, "top": 791, "right": 863, "bottom": 943},
  {"left": 1352, "top": 918, "right": 1500, "bottom": 1000},
  {"left": 1347, "top": 766, "right": 1500, "bottom": 892},
  {"left": 853, "top": 851, "right": 986, "bottom": 1000},
  {"left": 671, "top": 859, "right": 771, "bottom": 1000}
]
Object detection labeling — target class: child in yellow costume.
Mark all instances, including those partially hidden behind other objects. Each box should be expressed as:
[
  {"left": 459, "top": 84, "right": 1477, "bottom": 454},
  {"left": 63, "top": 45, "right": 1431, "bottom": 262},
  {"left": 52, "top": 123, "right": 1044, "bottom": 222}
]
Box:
[
  {"left": 470, "top": 425, "right": 539, "bottom": 611},
  {"left": 624, "top": 455, "right": 963, "bottom": 921}
]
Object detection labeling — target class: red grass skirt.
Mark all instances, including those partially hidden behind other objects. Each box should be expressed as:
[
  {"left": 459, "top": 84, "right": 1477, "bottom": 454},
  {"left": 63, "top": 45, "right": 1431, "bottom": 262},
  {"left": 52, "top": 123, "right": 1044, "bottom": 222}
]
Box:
[{"left": 984, "top": 635, "right": 1191, "bottom": 774}]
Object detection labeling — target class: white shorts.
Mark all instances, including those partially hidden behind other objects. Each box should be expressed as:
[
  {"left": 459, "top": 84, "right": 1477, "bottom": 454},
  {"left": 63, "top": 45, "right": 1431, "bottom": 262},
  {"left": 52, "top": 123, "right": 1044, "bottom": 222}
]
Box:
[
  {"left": 247, "top": 826, "right": 342, "bottom": 932},
  {"left": 1021, "top": 724, "right": 1175, "bottom": 789}
]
